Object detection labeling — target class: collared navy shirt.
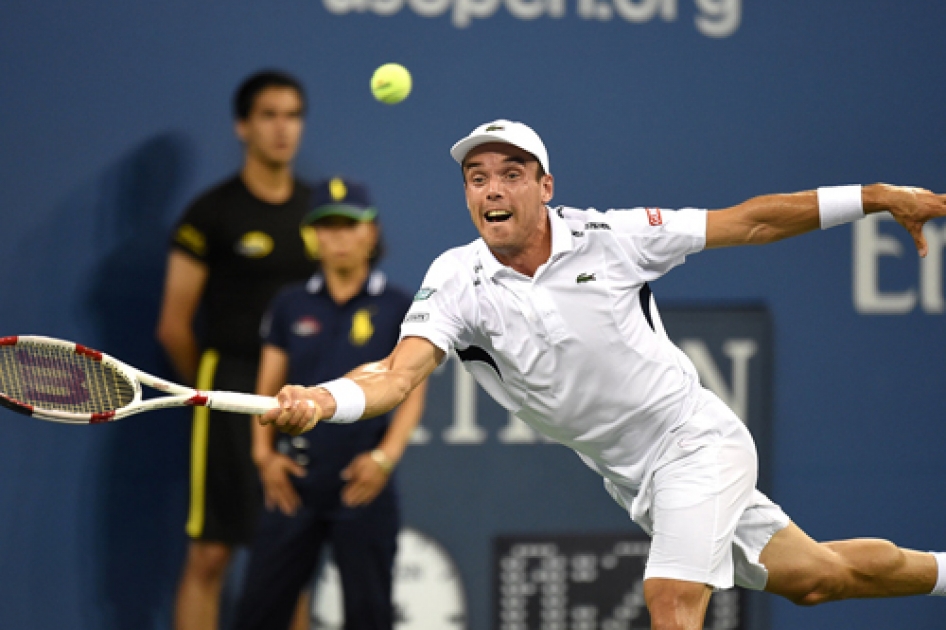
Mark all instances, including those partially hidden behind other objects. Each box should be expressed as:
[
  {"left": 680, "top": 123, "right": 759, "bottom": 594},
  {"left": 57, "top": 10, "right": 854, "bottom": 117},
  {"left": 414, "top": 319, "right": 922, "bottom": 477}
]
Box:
[{"left": 261, "top": 270, "right": 413, "bottom": 489}]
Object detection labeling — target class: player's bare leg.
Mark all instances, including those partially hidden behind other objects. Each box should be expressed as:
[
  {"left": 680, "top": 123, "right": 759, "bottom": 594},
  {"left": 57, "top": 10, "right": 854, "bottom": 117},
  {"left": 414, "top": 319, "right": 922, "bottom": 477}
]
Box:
[
  {"left": 760, "top": 521, "right": 938, "bottom": 604},
  {"left": 174, "top": 540, "right": 232, "bottom": 630},
  {"left": 643, "top": 578, "right": 712, "bottom": 630},
  {"left": 290, "top": 589, "right": 312, "bottom": 630}
]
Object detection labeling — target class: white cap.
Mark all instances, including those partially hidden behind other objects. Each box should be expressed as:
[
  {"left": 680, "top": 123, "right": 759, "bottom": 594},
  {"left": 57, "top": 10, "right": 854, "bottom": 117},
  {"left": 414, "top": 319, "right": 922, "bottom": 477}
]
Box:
[{"left": 450, "top": 119, "right": 550, "bottom": 174}]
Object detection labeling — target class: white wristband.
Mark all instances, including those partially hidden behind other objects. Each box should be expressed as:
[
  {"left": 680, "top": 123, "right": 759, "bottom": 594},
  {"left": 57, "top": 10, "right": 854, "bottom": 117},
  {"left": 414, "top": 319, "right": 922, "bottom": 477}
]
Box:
[
  {"left": 931, "top": 552, "right": 946, "bottom": 596},
  {"left": 818, "top": 185, "right": 864, "bottom": 229},
  {"left": 317, "top": 378, "right": 366, "bottom": 423}
]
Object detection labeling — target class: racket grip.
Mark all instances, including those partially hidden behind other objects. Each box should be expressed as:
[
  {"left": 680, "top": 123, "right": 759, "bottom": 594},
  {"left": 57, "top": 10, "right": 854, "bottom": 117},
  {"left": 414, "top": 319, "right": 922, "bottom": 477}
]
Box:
[{"left": 206, "top": 392, "right": 280, "bottom": 415}]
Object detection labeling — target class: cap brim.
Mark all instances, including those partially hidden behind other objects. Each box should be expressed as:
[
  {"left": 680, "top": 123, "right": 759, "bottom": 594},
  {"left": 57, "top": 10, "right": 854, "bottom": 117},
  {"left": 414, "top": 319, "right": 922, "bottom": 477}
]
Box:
[
  {"left": 450, "top": 133, "right": 522, "bottom": 165},
  {"left": 303, "top": 204, "right": 377, "bottom": 225}
]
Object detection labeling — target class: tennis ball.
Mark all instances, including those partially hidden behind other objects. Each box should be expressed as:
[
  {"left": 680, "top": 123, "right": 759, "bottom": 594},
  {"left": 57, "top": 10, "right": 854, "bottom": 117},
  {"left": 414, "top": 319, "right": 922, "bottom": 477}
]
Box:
[{"left": 371, "top": 63, "right": 412, "bottom": 105}]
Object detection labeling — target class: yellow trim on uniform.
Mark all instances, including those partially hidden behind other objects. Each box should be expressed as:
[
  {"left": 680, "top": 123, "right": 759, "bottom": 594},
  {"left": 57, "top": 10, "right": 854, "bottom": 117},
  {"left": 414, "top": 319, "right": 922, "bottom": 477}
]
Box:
[{"left": 185, "top": 349, "right": 220, "bottom": 538}]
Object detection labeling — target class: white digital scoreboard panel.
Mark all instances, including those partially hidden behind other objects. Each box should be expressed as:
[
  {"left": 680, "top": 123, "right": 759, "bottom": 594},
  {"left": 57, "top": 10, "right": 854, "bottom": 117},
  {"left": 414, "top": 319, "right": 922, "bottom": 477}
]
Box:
[{"left": 493, "top": 533, "right": 743, "bottom": 630}]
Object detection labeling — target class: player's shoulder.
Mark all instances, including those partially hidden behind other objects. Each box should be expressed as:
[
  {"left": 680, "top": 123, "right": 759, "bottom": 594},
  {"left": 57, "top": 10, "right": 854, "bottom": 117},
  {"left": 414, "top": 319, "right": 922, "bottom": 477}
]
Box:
[
  {"left": 553, "top": 205, "right": 632, "bottom": 241},
  {"left": 190, "top": 174, "right": 243, "bottom": 206},
  {"left": 178, "top": 174, "right": 242, "bottom": 221},
  {"left": 557, "top": 204, "right": 682, "bottom": 236},
  {"left": 429, "top": 241, "right": 480, "bottom": 276},
  {"left": 412, "top": 243, "right": 481, "bottom": 305},
  {"left": 553, "top": 205, "right": 612, "bottom": 230}
]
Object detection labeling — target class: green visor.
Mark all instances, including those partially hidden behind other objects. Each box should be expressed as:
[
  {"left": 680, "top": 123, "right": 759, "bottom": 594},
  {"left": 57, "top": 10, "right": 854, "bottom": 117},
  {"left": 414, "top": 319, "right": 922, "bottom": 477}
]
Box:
[{"left": 303, "top": 204, "right": 378, "bottom": 225}]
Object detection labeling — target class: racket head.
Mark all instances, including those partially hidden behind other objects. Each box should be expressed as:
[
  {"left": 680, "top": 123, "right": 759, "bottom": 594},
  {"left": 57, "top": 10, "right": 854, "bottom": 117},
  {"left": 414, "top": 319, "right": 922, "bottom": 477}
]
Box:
[{"left": 0, "top": 336, "right": 141, "bottom": 424}]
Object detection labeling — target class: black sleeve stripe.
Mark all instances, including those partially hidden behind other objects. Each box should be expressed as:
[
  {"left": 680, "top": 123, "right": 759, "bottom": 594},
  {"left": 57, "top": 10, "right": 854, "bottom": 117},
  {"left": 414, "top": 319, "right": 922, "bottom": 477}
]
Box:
[
  {"left": 640, "top": 282, "right": 655, "bottom": 332},
  {"left": 456, "top": 346, "right": 502, "bottom": 380}
]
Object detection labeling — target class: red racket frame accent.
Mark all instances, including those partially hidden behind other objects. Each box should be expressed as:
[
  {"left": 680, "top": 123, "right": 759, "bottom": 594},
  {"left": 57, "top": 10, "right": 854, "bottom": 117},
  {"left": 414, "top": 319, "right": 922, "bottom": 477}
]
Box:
[
  {"left": 186, "top": 394, "right": 209, "bottom": 407},
  {"left": 90, "top": 411, "right": 116, "bottom": 423},
  {"left": 75, "top": 344, "right": 103, "bottom": 361}
]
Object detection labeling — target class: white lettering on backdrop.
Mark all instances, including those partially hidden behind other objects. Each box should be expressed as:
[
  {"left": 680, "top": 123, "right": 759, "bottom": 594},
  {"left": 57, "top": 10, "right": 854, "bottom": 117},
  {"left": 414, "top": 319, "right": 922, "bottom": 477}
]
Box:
[
  {"left": 853, "top": 214, "right": 946, "bottom": 314},
  {"left": 322, "top": 0, "right": 742, "bottom": 36}
]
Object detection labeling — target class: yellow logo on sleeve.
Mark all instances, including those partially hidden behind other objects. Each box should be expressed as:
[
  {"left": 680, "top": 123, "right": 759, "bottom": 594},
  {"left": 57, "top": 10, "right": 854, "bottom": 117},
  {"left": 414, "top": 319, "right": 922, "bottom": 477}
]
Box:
[
  {"left": 236, "top": 231, "right": 274, "bottom": 258},
  {"left": 174, "top": 223, "right": 207, "bottom": 256},
  {"left": 350, "top": 308, "right": 375, "bottom": 346}
]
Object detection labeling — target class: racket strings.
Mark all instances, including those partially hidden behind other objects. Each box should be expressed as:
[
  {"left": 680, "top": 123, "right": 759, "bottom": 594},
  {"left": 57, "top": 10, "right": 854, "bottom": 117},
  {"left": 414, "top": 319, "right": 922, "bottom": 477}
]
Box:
[{"left": 0, "top": 344, "right": 135, "bottom": 413}]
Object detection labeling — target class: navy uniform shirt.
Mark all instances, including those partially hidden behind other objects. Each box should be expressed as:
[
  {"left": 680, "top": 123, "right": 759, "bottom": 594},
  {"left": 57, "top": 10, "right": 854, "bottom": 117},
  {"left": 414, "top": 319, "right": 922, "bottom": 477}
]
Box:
[{"left": 260, "top": 270, "right": 413, "bottom": 496}]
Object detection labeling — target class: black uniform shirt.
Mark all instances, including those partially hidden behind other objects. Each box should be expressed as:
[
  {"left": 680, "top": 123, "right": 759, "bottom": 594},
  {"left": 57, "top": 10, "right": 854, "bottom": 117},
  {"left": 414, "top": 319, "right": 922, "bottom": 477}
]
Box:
[{"left": 171, "top": 175, "right": 316, "bottom": 361}]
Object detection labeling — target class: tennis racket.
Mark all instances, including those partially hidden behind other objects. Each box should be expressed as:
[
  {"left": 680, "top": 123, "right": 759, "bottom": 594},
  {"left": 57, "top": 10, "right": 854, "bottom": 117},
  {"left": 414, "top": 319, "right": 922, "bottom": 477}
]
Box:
[{"left": 0, "top": 335, "right": 278, "bottom": 424}]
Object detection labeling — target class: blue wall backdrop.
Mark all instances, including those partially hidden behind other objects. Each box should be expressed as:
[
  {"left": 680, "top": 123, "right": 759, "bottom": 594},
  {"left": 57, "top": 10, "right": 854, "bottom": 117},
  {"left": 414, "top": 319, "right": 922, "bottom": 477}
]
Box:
[{"left": 1, "top": 1, "right": 945, "bottom": 629}]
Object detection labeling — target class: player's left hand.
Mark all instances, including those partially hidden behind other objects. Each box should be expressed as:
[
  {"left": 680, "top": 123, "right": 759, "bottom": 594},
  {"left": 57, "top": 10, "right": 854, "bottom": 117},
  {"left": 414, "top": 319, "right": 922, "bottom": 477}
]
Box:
[
  {"left": 341, "top": 451, "right": 391, "bottom": 507},
  {"left": 879, "top": 185, "right": 946, "bottom": 257}
]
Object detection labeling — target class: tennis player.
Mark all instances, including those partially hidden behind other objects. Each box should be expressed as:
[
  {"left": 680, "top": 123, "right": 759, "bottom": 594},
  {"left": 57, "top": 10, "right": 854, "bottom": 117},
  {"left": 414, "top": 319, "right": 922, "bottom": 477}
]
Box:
[{"left": 261, "top": 120, "right": 946, "bottom": 629}]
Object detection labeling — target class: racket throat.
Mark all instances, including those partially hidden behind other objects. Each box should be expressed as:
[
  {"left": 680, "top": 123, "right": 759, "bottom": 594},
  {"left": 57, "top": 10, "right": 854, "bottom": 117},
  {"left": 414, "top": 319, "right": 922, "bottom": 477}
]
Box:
[{"left": 186, "top": 393, "right": 210, "bottom": 407}]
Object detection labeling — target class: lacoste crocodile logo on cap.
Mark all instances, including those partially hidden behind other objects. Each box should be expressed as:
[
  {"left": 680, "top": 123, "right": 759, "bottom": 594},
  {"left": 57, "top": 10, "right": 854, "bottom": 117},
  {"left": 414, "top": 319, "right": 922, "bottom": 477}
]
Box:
[
  {"left": 484, "top": 125, "right": 505, "bottom": 131},
  {"left": 576, "top": 272, "right": 596, "bottom": 284}
]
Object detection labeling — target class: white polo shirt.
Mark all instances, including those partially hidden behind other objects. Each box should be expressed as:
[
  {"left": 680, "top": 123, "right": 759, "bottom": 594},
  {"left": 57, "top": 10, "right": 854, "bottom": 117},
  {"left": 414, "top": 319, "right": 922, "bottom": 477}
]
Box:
[{"left": 400, "top": 204, "right": 708, "bottom": 491}]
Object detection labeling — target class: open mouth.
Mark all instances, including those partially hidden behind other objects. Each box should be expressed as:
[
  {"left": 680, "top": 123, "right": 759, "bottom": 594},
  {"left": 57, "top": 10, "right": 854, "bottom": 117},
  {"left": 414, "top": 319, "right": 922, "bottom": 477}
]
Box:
[{"left": 485, "top": 210, "right": 512, "bottom": 223}]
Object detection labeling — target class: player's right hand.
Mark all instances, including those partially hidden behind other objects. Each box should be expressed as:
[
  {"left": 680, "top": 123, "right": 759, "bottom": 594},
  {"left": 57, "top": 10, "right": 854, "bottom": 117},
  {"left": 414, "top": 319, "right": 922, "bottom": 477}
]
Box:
[
  {"left": 260, "top": 385, "right": 322, "bottom": 435},
  {"left": 258, "top": 453, "right": 305, "bottom": 516}
]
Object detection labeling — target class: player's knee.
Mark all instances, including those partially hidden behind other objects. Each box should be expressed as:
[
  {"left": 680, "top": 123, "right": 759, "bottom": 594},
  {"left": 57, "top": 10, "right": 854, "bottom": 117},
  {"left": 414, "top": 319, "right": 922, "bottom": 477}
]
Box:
[
  {"left": 186, "top": 543, "right": 232, "bottom": 581},
  {"left": 645, "top": 581, "right": 709, "bottom": 629},
  {"left": 647, "top": 603, "right": 694, "bottom": 630}
]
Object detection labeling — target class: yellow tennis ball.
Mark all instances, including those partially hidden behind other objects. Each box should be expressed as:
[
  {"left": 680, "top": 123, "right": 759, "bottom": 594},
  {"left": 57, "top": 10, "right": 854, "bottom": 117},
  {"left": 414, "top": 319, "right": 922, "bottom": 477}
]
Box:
[{"left": 371, "top": 63, "right": 412, "bottom": 105}]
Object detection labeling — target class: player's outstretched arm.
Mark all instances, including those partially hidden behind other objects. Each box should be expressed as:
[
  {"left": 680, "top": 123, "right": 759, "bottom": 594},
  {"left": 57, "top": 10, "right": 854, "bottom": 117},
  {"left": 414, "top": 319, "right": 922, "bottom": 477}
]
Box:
[
  {"left": 259, "top": 336, "right": 444, "bottom": 436},
  {"left": 706, "top": 183, "right": 946, "bottom": 256}
]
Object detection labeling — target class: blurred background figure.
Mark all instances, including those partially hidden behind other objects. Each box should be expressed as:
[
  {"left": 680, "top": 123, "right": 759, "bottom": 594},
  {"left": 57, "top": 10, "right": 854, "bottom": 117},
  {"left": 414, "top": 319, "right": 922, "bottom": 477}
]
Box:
[
  {"left": 234, "top": 177, "right": 428, "bottom": 630},
  {"left": 156, "top": 70, "right": 317, "bottom": 630}
]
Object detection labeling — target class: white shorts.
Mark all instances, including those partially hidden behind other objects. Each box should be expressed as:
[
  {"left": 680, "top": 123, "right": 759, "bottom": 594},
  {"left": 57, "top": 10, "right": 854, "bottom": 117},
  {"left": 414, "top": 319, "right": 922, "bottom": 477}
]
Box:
[{"left": 605, "top": 390, "right": 789, "bottom": 591}]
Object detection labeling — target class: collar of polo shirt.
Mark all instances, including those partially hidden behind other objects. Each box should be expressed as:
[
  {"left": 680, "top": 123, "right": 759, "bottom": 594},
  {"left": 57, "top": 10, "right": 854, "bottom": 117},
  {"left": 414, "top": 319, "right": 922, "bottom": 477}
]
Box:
[
  {"left": 306, "top": 269, "right": 387, "bottom": 295},
  {"left": 477, "top": 206, "right": 575, "bottom": 278}
]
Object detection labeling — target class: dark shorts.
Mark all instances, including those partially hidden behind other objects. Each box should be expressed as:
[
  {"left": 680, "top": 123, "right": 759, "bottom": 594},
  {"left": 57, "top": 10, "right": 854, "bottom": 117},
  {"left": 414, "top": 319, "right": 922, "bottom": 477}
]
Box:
[{"left": 184, "top": 350, "right": 262, "bottom": 545}]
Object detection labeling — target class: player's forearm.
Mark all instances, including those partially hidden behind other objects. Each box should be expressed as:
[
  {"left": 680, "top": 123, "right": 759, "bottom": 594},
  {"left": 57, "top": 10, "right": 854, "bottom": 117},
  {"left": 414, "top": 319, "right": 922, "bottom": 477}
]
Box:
[
  {"left": 305, "top": 361, "right": 416, "bottom": 423},
  {"left": 263, "top": 338, "right": 441, "bottom": 435}
]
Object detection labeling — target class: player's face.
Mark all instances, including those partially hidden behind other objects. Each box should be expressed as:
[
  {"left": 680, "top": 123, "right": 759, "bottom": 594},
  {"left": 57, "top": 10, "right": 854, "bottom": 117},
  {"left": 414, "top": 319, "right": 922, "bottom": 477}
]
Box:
[
  {"left": 463, "top": 143, "right": 554, "bottom": 261},
  {"left": 236, "top": 87, "right": 305, "bottom": 168},
  {"left": 312, "top": 216, "right": 378, "bottom": 273}
]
